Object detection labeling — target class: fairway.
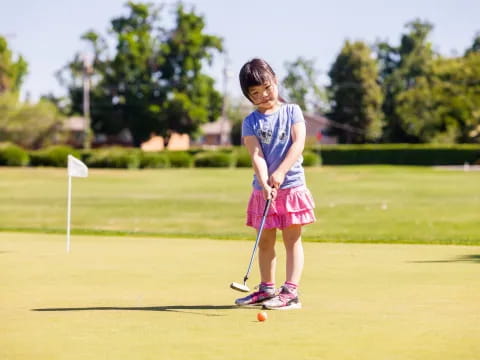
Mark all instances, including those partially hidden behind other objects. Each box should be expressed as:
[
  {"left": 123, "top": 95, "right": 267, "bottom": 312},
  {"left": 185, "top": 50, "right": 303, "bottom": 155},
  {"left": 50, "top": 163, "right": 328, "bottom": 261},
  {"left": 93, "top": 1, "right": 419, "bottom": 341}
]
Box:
[
  {"left": 1, "top": 166, "right": 480, "bottom": 244},
  {"left": 1, "top": 232, "right": 479, "bottom": 360}
]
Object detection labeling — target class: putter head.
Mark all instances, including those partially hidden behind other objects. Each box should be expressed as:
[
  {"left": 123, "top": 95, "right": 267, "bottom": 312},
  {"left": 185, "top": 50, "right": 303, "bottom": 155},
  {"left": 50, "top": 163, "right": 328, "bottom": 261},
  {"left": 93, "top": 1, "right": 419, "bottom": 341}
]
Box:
[{"left": 230, "top": 282, "right": 250, "bottom": 292}]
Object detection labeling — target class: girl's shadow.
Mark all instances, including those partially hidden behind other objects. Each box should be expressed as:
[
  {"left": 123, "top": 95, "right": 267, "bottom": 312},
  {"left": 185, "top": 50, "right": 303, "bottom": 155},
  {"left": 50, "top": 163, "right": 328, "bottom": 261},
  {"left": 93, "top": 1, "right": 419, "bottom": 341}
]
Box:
[{"left": 32, "top": 305, "right": 238, "bottom": 317}]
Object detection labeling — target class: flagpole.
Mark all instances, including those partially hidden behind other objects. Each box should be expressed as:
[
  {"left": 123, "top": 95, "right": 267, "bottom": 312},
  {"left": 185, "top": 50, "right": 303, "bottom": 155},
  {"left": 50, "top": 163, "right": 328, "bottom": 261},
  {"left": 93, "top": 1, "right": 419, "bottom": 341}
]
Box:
[
  {"left": 66, "top": 175, "right": 72, "bottom": 253},
  {"left": 66, "top": 155, "right": 88, "bottom": 253}
]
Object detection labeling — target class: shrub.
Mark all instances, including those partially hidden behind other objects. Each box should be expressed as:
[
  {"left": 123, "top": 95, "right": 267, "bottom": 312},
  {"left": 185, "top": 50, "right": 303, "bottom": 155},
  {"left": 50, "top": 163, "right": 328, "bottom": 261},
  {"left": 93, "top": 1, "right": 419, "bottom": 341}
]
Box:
[
  {"left": 79, "top": 150, "right": 94, "bottom": 164},
  {"left": 0, "top": 93, "right": 66, "bottom": 149},
  {"left": 165, "top": 151, "right": 193, "bottom": 168},
  {"left": 140, "top": 152, "right": 170, "bottom": 169},
  {"left": 193, "top": 151, "right": 234, "bottom": 167},
  {"left": 302, "top": 150, "right": 321, "bottom": 167},
  {"left": 234, "top": 148, "right": 251, "bottom": 167},
  {"left": 314, "top": 144, "right": 480, "bottom": 165},
  {"left": 30, "top": 145, "right": 80, "bottom": 167},
  {"left": 86, "top": 147, "right": 140, "bottom": 169},
  {"left": 218, "top": 147, "right": 235, "bottom": 154},
  {"left": 0, "top": 142, "right": 30, "bottom": 166},
  {"left": 186, "top": 148, "right": 205, "bottom": 156}
]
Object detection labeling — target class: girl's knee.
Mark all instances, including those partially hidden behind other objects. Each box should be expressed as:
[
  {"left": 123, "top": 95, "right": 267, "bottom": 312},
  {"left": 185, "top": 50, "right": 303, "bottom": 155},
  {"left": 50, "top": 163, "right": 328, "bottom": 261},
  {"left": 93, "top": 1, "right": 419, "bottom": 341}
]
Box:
[
  {"left": 258, "top": 229, "right": 276, "bottom": 249},
  {"left": 284, "top": 239, "right": 302, "bottom": 252},
  {"left": 282, "top": 225, "right": 302, "bottom": 242},
  {"left": 259, "top": 237, "right": 276, "bottom": 250}
]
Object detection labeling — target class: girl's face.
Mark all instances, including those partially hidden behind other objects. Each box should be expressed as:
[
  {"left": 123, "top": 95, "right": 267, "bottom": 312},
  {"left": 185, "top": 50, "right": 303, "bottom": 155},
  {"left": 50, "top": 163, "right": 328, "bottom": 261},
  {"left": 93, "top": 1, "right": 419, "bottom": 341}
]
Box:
[{"left": 248, "top": 77, "right": 279, "bottom": 112}]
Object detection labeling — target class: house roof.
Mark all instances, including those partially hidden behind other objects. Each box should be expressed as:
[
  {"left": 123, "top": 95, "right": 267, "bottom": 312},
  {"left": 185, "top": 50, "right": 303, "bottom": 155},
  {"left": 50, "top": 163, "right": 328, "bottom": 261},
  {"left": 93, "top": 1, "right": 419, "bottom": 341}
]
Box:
[
  {"left": 64, "top": 116, "right": 87, "bottom": 131},
  {"left": 304, "top": 113, "right": 329, "bottom": 127},
  {"left": 201, "top": 117, "right": 232, "bottom": 135}
]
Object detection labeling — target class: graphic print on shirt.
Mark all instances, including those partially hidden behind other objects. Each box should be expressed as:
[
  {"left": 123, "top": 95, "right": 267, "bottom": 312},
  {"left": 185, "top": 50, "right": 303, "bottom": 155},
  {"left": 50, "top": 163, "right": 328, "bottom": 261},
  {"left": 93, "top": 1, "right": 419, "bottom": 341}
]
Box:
[
  {"left": 254, "top": 107, "right": 290, "bottom": 145},
  {"left": 257, "top": 122, "right": 273, "bottom": 144},
  {"left": 278, "top": 129, "right": 288, "bottom": 144}
]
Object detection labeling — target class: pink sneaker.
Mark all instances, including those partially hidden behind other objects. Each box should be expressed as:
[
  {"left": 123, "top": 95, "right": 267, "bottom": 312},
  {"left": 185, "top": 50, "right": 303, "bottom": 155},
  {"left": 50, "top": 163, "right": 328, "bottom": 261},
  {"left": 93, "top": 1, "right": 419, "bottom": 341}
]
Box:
[
  {"left": 235, "top": 283, "right": 275, "bottom": 307},
  {"left": 262, "top": 285, "right": 301, "bottom": 310}
]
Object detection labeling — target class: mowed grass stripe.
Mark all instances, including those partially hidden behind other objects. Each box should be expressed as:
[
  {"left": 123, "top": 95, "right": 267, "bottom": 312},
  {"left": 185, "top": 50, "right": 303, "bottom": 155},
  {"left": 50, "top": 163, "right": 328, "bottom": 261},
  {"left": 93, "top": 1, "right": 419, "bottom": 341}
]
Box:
[{"left": 0, "top": 166, "right": 479, "bottom": 244}]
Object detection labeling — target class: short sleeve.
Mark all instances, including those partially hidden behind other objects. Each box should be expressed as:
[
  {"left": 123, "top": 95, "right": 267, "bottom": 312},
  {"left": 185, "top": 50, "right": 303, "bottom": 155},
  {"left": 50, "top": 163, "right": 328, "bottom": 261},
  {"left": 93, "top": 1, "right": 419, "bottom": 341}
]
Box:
[
  {"left": 241, "top": 115, "right": 255, "bottom": 137},
  {"left": 291, "top": 104, "right": 305, "bottom": 124}
]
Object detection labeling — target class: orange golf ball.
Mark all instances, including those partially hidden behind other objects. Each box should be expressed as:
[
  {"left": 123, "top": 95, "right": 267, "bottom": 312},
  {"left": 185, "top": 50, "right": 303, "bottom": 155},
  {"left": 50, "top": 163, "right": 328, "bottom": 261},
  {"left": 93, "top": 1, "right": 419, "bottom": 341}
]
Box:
[{"left": 257, "top": 311, "right": 268, "bottom": 322}]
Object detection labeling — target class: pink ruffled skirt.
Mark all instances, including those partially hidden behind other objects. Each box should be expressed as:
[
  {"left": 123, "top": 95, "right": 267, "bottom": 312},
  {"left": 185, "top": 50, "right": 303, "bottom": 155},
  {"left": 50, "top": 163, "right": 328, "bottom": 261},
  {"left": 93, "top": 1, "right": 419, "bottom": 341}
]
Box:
[{"left": 246, "top": 185, "right": 316, "bottom": 230}]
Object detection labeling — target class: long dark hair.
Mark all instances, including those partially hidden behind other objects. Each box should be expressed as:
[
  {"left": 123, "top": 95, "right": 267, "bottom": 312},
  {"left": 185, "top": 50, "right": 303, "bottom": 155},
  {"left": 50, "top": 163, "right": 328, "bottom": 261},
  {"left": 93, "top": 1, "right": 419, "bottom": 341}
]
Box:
[{"left": 239, "top": 58, "right": 286, "bottom": 103}]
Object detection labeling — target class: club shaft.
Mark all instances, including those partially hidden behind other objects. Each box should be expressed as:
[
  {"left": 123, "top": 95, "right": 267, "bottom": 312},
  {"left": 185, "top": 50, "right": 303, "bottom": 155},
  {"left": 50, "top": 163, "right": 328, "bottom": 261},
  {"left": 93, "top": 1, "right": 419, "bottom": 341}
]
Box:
[{"left": 243, "top": 198, "right": 272, "bottom": 283}]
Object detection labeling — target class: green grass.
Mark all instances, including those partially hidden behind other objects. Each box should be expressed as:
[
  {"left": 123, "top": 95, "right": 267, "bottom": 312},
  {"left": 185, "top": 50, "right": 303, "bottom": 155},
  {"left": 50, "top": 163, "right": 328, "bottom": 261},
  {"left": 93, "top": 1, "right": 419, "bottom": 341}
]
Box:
[
  {"left": 2, "top": 166, "right": 479, "bottom": 359},
  {"left": 1, "top": 232, "right": 479, "bottom": 360},
  {"left": 0, "top": 166, "right": 479, "bottom": 244}
]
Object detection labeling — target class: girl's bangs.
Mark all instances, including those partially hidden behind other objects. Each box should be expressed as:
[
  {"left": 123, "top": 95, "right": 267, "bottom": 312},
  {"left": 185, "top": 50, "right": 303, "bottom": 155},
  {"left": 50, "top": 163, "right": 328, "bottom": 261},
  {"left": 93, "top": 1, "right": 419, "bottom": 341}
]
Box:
[{"left": 247, "top": 69, "right": 272, "bottom": 87}]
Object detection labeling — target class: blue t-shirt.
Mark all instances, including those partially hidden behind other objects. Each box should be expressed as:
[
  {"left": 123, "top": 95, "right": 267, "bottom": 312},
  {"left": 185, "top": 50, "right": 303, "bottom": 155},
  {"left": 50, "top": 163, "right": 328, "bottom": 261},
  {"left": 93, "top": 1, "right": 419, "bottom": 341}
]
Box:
[{"left": 242, "top": 103, "right": 305, "bottom": 190}]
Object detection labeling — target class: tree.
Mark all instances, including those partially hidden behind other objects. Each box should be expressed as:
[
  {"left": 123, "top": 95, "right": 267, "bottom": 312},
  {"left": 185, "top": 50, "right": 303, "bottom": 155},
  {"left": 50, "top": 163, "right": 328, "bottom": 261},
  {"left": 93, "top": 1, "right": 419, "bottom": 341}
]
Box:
[
  {"left": 396, "top": 52, "right": 480, "bottom": 143},
  {"left": 0, "top": 36, "right": 28, "bottom": 95},
  {"left": 0, "top": 92, "right": 66, "bottom": 149},
  {"left": 157, "top": 4, "right": 223, "bottom": 139},
  {"left": 376, "top": 19, "right": 435, "bottom": 142},
  {"left": 0, "top": 36, "right": 66, "bottom": 149},
  {"left": 57, "top": 2, "right": 223, "bottom": 146},
  {"left": 227, "top": 97, "right": 253, "bottom": 146},
  {"left": 328, "top": 41, "right": 383, "bottom": 143},
  {"left": 281, "top": 57, "right": 328, "bottom": 113},
  {"left": 465, "top": 32, "right": 480, "bottom": 55}
]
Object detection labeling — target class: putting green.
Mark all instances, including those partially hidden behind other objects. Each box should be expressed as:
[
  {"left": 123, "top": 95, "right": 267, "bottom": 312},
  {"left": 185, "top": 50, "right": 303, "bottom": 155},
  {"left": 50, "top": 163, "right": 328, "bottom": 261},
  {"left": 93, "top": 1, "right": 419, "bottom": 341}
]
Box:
[{"left": 1, "top": 232, "right": 479, "bottom": 359}]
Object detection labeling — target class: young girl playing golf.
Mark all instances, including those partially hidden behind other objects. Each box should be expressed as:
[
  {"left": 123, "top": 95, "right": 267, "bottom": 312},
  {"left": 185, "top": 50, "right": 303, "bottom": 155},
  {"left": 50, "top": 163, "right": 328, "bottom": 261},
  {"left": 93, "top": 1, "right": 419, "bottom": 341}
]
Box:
[{"left": 235, "top": 58, "right": 315, "bottom": 310}]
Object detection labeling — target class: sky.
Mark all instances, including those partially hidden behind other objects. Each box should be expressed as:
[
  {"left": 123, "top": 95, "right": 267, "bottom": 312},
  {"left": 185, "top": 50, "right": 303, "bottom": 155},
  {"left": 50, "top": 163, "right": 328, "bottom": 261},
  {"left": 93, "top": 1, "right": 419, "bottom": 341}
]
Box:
[{"left": 1, "top": 0, "right": 479, "bottom": 102}]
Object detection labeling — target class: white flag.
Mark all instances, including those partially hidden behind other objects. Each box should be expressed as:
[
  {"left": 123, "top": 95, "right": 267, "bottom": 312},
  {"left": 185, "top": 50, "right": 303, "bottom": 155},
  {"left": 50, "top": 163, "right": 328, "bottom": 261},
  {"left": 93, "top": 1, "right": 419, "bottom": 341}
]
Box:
[{"left": 68, "top": 155, "right": 88, "bottom": 178}]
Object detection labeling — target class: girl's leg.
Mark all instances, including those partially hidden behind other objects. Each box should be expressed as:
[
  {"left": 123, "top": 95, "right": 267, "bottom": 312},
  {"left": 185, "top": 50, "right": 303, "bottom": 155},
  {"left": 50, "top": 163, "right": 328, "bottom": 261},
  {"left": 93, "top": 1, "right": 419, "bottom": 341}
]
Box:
[
  {"left": 282, "top": 225, "right": 304, "bottom": 285},
  {"left": 261, "top": 225, "right": 303, "bottom": 310},
  {"left": 234, "top": 227, "right": 277, "bottom": 306},
  {"left": 258, "top": 228, "right": 277, "bottom": 284}
]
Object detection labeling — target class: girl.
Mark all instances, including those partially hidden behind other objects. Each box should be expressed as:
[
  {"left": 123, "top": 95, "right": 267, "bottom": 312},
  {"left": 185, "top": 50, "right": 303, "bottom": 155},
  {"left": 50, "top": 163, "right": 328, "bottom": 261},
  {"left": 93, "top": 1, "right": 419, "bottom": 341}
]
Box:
[{"left": 235, "top": 58, "right": 316, "bottom": 310}]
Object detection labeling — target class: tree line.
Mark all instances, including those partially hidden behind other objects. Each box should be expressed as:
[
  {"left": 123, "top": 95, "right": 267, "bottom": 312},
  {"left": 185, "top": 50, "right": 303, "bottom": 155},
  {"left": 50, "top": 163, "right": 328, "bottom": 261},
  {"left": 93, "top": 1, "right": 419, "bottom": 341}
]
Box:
[
  {"left": 0, "top": 2, "right": 479, "bottom": 148},
  {"left": 282, "top": 21, "right": 480, "bottom": 144}
]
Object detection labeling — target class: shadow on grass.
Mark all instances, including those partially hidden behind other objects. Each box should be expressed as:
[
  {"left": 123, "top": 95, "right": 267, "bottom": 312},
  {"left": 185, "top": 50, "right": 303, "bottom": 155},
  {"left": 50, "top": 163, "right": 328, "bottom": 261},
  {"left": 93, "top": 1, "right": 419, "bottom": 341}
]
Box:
[
  {"left": 409, "top": 254, "right": 480, "bottom": 264},
  {"left": 31, "top": 305, "right": 238, "bottom": 317}
]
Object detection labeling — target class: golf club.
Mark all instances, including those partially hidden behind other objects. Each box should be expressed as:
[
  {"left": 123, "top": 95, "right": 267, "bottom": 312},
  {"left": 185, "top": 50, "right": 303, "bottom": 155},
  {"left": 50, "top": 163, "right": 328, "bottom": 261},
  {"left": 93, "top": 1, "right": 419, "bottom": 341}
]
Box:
[{"left": 230, "top": 197, "right": 272, "bottom": 292}]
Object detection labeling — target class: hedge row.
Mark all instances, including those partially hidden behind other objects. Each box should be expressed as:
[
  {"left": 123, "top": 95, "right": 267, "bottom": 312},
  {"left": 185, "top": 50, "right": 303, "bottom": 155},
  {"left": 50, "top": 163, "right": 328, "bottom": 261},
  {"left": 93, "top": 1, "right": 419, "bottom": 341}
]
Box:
[
  {"left": 3, "top": 143, "right": 478, "bottom": 168},
  {"left": 0, "top": 143, "right": 321, "bottom": 169},
  {"left": 0, "top": 143, "right": 29, "bottom": 166},
  {"left": 314, "top": 144, "right": 480, "bottom": 165}
]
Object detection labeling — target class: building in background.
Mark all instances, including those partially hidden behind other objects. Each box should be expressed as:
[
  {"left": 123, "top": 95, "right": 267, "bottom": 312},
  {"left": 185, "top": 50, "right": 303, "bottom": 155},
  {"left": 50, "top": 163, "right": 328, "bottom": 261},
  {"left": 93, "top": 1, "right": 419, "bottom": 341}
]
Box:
[
  {"left": 304, "top": 113, "right": 337, "bottom": 145},
  {"left": 63, "top": 116, "right": 87, "bottom": 148},
  {"left": 198, "top": 116, "right": 232, "bottom": 146}
]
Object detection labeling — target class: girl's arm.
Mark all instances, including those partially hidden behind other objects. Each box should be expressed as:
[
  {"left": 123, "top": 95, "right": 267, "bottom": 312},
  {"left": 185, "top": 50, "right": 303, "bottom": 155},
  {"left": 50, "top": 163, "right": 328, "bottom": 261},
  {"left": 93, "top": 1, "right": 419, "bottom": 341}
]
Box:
[
  {"left": 269, "top": 121, "right": 306, "bottom": 189},
  {"left": 243, "top": 135, "right": 276, "bottom": 200}
]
